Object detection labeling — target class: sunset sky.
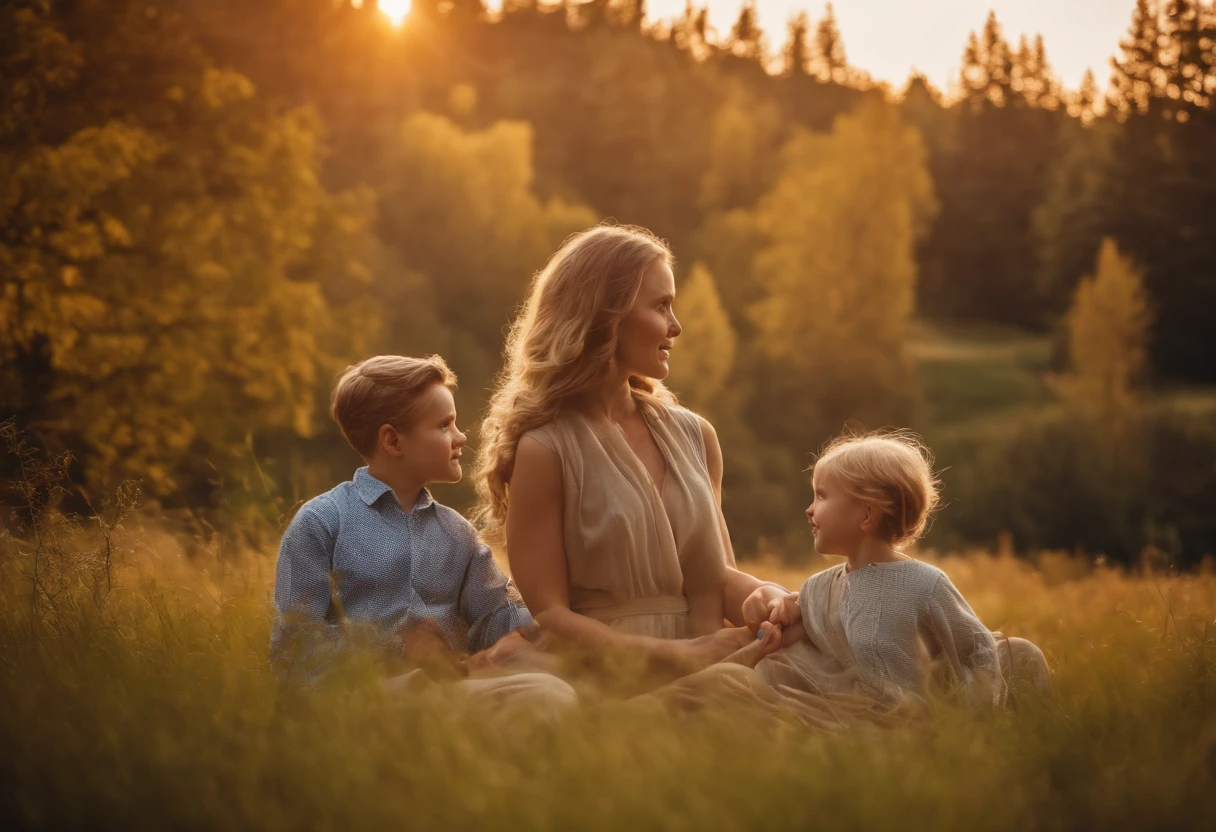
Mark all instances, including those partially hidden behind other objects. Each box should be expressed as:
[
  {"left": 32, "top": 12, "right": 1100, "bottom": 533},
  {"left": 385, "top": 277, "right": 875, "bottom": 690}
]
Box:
[{"left": 482, "top": 1, "right": 1135, "bottom": 93}]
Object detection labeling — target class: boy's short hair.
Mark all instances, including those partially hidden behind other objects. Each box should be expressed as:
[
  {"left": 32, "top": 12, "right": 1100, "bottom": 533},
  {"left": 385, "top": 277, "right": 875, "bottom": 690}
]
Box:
[
  {"left": 813, "top": 429, "right": 942, "bottom": 547},
  {"left": 330, "top": 355, "right": 457, "bottom": 458}
]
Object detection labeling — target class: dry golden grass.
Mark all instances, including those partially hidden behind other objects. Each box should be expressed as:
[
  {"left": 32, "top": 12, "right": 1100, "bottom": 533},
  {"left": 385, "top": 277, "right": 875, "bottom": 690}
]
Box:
[{"left": 2, "top": 520, "right": 1214, "bottom": 831}]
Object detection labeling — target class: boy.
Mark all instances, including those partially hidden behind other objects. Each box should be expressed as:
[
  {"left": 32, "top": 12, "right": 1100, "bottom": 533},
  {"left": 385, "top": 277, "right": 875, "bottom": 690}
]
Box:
[{"left": 271, "top": 355, "right": 535, "bottom": 684}]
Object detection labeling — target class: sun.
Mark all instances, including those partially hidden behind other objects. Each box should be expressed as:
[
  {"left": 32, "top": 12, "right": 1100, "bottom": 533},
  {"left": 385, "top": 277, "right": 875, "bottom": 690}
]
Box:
[{"left": 378, "top": 0, "right": 411, "bottom": 26}]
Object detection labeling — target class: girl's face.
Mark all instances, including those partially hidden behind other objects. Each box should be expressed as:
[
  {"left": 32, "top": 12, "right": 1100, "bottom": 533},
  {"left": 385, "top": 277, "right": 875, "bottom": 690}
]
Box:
[
  {"left": 805, "top": 466, "right": 871, "bottom": 555},
  {"left": 615, "top": 258, "right": 681, "bottom": 380}
]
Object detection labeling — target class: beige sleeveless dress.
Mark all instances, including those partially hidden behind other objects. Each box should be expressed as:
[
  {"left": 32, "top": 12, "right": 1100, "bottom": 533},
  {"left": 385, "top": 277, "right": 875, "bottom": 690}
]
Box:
[{"left": 523, "top": 404, "right": 728, "bottom": 639}]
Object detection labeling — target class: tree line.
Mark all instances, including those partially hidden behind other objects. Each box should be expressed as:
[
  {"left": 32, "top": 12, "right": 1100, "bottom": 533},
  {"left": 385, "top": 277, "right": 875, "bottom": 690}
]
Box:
[{"left": 2, "top": 0, "right": 1214, "bottom": 563}]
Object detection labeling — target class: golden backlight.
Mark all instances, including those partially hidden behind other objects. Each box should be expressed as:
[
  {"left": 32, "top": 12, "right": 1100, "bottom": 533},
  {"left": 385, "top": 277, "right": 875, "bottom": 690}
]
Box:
[{"left": 378, "top": 0, "right": 411, "bottom": 26}]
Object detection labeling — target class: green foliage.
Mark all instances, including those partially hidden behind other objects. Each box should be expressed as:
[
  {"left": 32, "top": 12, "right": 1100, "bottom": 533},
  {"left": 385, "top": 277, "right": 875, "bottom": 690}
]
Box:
[
  {"left": 910, "top": 321, "right": 1053, "bottom": 427},
  {"left": 745, "top": 98, "right": 935, "bottom": 451},
  {"left": 1040, "top": 0, "right": 1216, "bottom": 381},
  {"left": 919, "top": 11, "right": 1064, "bottom": 328},
  {"left": 379, "top": 111, "right": 594, "bottom": 356},
  {"left": 1052, "top": 239, "right": 1153, "bottom": 428},
  {"left": 0, "top": 2, "right": 376, "bottom": 497},
  {"left": 666, "top": 263, "right": 736, "bottom": 415},
  {"left": 931, "top": 406, "right": 1216, "bottom": 566},
  {"left": 2, "top": 0, "right": 1214, "bottom": 563}
]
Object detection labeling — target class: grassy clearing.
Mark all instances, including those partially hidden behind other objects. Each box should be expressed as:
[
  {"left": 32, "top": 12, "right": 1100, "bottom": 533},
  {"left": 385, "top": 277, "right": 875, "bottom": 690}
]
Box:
[
  {"left": 910, "top": 320, "right": 1055, "bottom": 429},
  {"left": 2, "top": 518, "right": 1215, "bottom": 831}
]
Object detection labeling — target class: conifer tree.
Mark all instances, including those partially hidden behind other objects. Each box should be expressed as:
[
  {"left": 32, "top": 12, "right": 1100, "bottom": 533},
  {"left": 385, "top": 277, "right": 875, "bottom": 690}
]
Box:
[
  {"left": 1053, "top": 239, "right": 1152, "bottom": 431},
  {"left": 782, "top": 11, "right": 811, "bottom": 77},
  {"left": 728, "top": 1, "right": 765, "bottom": 63},
  {"left": 812, "top": 3, "right": 847, "bottom": 83}
]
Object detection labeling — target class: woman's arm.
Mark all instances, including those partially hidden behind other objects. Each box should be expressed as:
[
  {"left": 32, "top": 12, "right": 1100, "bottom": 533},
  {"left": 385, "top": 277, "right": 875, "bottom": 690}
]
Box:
[
  {"left": 697, "top": 417, "right": 791, "bottom": 628},
  {"left": 508, "top": 435, "right": 749, "bottom": 670}
]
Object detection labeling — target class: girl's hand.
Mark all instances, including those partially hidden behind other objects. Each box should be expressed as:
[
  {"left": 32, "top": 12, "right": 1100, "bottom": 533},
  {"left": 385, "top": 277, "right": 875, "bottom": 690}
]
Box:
[
  {"left": 742, "top": 584, "right": 789, "bottom": 631},
  {"left": 766, "top": 593, "right": 801, "bottom": 628}
]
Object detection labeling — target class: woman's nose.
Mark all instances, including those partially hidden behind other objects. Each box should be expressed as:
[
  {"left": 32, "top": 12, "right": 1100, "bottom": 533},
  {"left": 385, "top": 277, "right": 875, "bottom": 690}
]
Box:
[
  {"left": 669, "top": 313, "right": 682, "bottom": 337},
  {"left": 455, "top": 427, "right": 468, "bottom": 446}
]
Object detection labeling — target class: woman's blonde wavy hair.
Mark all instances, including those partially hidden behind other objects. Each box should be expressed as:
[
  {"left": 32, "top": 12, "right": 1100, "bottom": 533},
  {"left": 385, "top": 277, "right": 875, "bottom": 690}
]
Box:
[{"left": 473, "top": 223, "right": 677, "bottom": 540}]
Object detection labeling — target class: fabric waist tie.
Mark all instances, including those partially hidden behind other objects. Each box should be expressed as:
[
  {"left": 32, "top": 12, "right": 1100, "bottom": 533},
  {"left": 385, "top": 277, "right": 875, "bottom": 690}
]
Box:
[{"left": 578, "top": 596, "right": 689, "bottom": 622}]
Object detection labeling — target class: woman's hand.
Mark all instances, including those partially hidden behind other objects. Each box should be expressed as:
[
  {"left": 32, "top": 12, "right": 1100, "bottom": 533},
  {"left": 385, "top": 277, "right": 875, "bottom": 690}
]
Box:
[
  {"left": 669, "top": 626, "right": 764, "bottom": 672},
  {"left": 719, "top": 621, "right": 784, "bottom": 668},
  {"left": 742, "top": 584, "right": 789, "bottom": 631},
  {"left": 466, "top": 629, "right": 537, "bottom": 673},
  {"left": 399, "top": 620, "right": 467, "bottom": 680}
]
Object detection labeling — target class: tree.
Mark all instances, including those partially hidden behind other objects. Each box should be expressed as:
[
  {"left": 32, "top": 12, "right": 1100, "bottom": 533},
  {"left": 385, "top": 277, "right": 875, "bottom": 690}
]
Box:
[
  {"left": 918, "top": 11, "right": 1064, "bottom": 326},
  {"left": 1053, "top": 239, "right": 1153, "bottom": 427},
  {"left": 698, "top": 83, "right": 782, "bottom": 213},
  {"left": 376, "top": 112, "right": 595, "bottom": 394},
  {"left": 811, "top": 3, "right": 847, "bottom": 83},
  {"left": 1069, "top": 68, "right": 1101, "bottom": 123},
  {"left": 781, "top": 11, "right": 811, "bottom": 77},
  {"left": 0, "top": 0, "right": 377, "bottom": 496},
  {"left": 1033, "top": 118, "right": 1115, "bottom": 313},
  {"left": 727, "top": 1, "right": 765, "bottom": 63},
  {"left": 666, "top": 263, "right": 737, "bottom": 414},
  {"left": 1098, "top": 0, "right": 1216, "bottom": 380},
  {"left": 746, "top": 99, "right": 936, "bottom": 451},
  {"left": 1109, "top": 0, "right": 1166, "bottom": 116}
]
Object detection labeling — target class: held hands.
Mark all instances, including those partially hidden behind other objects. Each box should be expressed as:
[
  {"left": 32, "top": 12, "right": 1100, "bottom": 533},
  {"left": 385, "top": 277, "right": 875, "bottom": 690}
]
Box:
[
  {"left": 742, "top": 584, "right": 806, "bottom": 648},
  {"left": 742, "top": 584, "right": 792, "bottom": 630},
  {"left": 398, "top": 619, "right": 468, "bottom": 680},
  {"left": 467, "top": 628, "right": 538, "bottom": 673},
  {"left": 767, "top": 592, "right": 801, "bottom": 628}
]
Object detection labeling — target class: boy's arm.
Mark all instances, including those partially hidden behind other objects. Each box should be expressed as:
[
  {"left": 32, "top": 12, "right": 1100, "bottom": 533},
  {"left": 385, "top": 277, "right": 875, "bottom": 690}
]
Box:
[
  {"left": 459, "top": 541, "right": 533, "bottom": 654},
  {"left": 270, "top": 505, "right": 350, "bottom": 682}
]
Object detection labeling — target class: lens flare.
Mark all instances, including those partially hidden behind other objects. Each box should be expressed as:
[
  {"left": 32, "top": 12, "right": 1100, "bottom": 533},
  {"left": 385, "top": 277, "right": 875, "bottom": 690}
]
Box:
[{"left": 378, "top": 0, "right": 411, "bottom": 26}]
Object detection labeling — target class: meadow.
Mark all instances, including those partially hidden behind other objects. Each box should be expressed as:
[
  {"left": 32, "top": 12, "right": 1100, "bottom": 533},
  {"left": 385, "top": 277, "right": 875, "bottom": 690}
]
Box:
[{"left": 2, "top": 511, "right": 1214, "bottom": 831}]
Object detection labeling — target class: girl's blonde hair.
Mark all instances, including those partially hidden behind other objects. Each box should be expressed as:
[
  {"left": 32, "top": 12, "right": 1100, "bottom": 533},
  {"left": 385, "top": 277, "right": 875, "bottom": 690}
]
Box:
[
  {"left": 473, "top": 223, "right": 676, "bottom": 539},
  {"left": 813, "top": 429, "right": 942, "bottom": 547}
]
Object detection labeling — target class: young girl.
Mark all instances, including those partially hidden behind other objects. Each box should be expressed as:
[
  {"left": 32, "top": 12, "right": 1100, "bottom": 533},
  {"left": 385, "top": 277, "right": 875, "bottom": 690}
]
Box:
[{"left": 751, "top": 430, "right": 1050, "bottom": 707}]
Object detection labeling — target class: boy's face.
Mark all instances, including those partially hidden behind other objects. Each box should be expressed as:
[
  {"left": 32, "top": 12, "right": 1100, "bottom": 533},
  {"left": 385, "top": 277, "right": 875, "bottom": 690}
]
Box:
[
  {"left": 805, "top": 466, "right": 869, "bottom": 555},
  {"left": 382, "top": 384, "right": 467, "bottom": 485}
]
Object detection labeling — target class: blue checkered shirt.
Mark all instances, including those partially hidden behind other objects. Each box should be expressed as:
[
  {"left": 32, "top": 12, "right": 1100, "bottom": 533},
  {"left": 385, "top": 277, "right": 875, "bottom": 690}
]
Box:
[{"left": 270, "top": 467, "right": 531, "bottom": 682}]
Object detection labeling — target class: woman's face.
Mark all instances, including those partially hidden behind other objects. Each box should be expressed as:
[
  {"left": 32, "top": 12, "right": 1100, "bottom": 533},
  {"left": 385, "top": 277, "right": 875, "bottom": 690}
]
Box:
[{"left": 615, "top": 258, "right": 681, "bottom": 380}]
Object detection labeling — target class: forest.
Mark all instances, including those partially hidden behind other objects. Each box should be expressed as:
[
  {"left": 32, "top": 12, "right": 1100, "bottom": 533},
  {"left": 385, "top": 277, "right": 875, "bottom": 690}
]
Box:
[{"left": 3, "top": 0, "right": 1215, "bottom": 565}]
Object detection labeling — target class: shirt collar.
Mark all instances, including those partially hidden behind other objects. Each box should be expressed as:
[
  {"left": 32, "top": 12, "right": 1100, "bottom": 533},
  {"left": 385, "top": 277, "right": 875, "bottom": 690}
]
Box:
[{"left": 353, "top": 467, "right": 434, "bottom": 513}]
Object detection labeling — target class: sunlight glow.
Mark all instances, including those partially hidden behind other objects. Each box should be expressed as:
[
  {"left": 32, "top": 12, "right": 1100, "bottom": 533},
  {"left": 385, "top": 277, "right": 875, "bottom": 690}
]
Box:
[{"left": 378, "top": 0, "right": 411, "bottom": 26}]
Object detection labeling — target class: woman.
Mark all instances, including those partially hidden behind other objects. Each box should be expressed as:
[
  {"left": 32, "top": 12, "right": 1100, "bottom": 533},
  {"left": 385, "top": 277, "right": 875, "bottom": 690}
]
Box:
[
  {"left": 473, "top": 224, "right": 787, "bottom": 679},
  {"left": 475, "top": 224, "right": 1046, "bottom": 726}
]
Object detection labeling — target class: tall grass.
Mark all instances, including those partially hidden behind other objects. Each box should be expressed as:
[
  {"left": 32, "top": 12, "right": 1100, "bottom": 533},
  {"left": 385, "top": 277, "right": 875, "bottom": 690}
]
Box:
[{"left": 2, "top": 509, "right": 1214, "bottom": 830}]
